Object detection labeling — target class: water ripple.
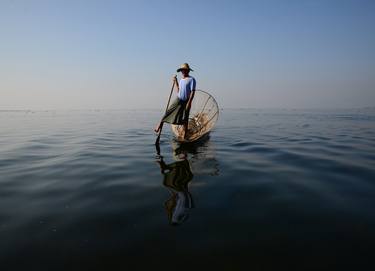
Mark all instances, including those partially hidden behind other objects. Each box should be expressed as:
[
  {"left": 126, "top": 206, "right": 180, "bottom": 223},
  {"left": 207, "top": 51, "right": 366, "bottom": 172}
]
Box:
[{"left": 1, "top": 109, "right": 375, "bottom": 268}]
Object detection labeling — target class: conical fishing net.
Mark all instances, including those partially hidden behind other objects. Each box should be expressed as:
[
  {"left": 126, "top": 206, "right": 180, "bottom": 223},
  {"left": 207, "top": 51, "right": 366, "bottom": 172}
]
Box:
[{"left": 172, "top": 90, "right": 219, "bottom": 142}]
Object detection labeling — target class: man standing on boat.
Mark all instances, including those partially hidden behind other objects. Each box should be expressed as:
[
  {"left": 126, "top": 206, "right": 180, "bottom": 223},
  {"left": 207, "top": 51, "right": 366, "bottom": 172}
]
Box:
[{"left": 154, "top": 63, "right": 196, "bottom": 140}]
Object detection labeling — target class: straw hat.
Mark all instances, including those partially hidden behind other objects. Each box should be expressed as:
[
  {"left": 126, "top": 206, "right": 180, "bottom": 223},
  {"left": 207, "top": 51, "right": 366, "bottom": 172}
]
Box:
[{"left": 177, "top": 63, "right": 194, "bottom": 72}]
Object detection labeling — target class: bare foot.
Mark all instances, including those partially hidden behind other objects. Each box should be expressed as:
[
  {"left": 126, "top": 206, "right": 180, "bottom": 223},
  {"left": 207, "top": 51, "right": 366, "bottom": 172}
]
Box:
[{"left": 154, "top": 122, "right": 162, "bottom": 133}]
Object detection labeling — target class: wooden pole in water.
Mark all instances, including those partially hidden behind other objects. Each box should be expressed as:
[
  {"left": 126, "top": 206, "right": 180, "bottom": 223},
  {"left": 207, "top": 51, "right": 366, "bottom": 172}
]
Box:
[{"left": 155, "top": 76, "right": 176, "bottom": 146}]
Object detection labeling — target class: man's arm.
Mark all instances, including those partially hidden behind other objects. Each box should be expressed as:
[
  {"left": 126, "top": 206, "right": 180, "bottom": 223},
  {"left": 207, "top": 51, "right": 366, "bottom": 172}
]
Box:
[
  {"left": 186, "top": 78, "right": 196, "bottom": 110},
  {"left": 186, "top": 90, "right": 195, "bottom": 111},
  {"left": 173, "top": 75, "right": 179, "bottom": 93}
]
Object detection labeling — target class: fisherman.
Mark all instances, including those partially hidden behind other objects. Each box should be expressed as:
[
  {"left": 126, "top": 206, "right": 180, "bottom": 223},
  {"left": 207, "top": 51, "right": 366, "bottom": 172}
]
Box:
[{"left": 154, "top": 63, "right": 196, "bottom": 139}]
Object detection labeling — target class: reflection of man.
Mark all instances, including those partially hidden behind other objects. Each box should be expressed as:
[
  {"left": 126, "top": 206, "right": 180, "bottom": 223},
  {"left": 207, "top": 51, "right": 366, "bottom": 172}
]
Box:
[{"left": 156, "top": 152, "right": 194, "bottom": 226}]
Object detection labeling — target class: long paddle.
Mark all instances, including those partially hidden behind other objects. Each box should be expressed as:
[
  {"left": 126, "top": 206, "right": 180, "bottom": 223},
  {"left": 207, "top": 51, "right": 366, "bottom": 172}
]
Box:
[{"left": 155, "top": 76, "right": 176, "bottom": 147}]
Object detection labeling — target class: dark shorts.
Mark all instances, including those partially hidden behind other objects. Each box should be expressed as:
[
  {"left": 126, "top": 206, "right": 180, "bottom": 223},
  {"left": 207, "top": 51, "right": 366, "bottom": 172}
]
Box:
[{"left": 162, "top": 98, "right": 190, "bottom": 125}]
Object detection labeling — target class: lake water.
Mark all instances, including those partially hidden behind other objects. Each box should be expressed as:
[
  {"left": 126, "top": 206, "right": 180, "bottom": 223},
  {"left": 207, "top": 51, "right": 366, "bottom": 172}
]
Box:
[{"left": 1, "top": 109, "right": 375, "bottom": 270}]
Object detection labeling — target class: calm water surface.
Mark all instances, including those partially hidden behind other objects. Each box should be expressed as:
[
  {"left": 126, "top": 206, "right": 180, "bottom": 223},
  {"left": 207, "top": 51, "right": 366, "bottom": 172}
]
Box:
[{"left": 1, "top": 109, "right": 375, "bottom": 270}]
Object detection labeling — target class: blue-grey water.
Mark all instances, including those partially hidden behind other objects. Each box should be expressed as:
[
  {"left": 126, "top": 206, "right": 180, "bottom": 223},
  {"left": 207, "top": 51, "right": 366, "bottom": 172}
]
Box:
[{"left": 1, "top": 108, "right": 375, "bottom": 270}]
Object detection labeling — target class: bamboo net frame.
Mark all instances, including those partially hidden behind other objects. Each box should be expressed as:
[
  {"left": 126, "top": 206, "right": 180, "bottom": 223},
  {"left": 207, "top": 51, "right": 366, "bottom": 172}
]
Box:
[{"left": 171, "top": 90, "right": 219, "bottom": 142}]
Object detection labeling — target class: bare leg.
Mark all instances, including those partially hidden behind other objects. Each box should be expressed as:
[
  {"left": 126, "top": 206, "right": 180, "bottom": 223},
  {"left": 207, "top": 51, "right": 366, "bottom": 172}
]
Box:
[{"left": 183, "top": 122, "right": 188, "bottom": 139}]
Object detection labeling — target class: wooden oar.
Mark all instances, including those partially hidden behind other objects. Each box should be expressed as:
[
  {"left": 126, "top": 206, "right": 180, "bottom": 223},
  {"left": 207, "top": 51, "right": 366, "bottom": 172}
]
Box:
[{"left": 155, "top": 77, "right": 176, "bottom": 147}]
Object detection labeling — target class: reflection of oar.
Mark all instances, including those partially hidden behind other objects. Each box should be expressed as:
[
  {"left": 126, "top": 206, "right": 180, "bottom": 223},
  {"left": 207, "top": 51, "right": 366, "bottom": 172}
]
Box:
[{"left": 155, "top": 77, "right": 176, "bottom": 146}]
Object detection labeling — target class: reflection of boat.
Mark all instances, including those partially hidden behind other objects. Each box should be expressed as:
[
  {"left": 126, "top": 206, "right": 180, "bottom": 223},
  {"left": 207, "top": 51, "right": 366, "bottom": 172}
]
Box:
[
  {"left": 172, "top": 136, "right": 220, "bottom": 177},
  {"left": 171, "top": 90, "right": 219, "bottom": 143},
  {"left": 155, "top": 133, "right": 220, "bottom": 225}
]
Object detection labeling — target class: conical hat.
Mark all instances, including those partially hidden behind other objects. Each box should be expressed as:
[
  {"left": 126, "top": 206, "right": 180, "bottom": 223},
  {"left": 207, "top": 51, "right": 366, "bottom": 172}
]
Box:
[{"left": 177, "top": 63, "right": 194, "bottom": 72}]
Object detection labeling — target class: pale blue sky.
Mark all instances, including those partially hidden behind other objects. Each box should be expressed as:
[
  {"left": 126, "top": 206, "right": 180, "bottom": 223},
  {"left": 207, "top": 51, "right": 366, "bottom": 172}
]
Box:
[{"left": 1, "top": 0, "right": 374, "bottom": 109}]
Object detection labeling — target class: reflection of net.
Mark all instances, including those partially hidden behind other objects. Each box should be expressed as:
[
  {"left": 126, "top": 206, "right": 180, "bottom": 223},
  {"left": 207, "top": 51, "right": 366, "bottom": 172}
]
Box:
[{"left": 172, "top": 90, "right": 219, "bottom": 142}]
